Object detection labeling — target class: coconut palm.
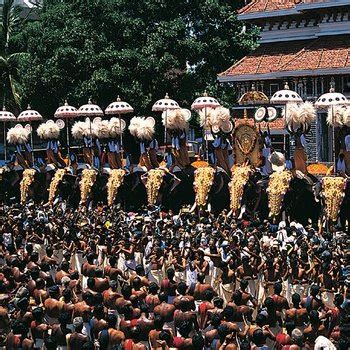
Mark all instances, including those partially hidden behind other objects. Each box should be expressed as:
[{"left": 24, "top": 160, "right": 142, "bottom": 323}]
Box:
[{"left": 0, "top": 0, "right": 28, "bottom": 111}]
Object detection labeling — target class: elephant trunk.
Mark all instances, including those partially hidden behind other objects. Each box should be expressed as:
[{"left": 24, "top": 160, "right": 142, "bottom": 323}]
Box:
[
  {"left": 20, "top": 169, "right": 36, "bottom": 205},
  {"left": 107, "top": 169, "right": 126, "bottom": 206}
]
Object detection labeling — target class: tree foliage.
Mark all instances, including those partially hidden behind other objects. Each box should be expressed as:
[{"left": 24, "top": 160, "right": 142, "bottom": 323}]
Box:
[{"left": 12, "top": 0, "right": 257, "bottom": 117}]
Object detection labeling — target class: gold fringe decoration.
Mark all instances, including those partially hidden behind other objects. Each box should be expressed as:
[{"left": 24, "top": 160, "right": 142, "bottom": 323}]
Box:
[
  {"left": 322, "top": 176, "right": 346, "bottom": 222},
  {"left": 79, "top": 169, "right": 97, "bottom": 205},
  {"left": 145, "top": 169, "right": 164, "bottom": 205},
  {"left": 229, "top": 165, "right": 253, "bottom": 214},
  {"left": 48, "top": 169, "right": 67, "bottom": 205},
  {"left": 20, "top": 169, "right": 36, "bottom": 205},
  {"left": 267, "top": 170, "right": 293, "bottom": 217},
  {"left": 194, "top": 166, "right": 215, "bottom": 207},
  {"left": 107, "top": 169, "right": 125, "bottom": 206}
]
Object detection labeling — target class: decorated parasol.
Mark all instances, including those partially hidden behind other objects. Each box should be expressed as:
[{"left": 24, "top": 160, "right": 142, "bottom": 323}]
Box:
[
  {"left": 54, "top": 100, "right": 78, "bottom": 154},
  {"left": 315, "top": 84, "right": 349, "bottom": 172},
  {"left": 105, "top": 96, "right": 133, "bottom": 153},
  {"left": 0, "top": 106, "right": 16, "bottom": 161},
  {"left": 152, "top": 93, "right": 179, "bottom": 145},
  {"left": 78, "top": 98, "right": 104, "bottom": 134},
  {"left": 17, "top": 105, "right": 43, "bottom": 163},
  {"left": 191, "top": 91, "right": 221, "bottom": 161}
]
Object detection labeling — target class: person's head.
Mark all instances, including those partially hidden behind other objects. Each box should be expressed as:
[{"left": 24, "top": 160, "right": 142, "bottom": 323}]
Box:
[
  {"left": 32, "top": 307, "right": 44, "bottom": 322},
  {"left": 73, "top": 317, "right": 84, "bottom": 332},
  {"left": 256, "top": 313, "right": 267, "bottom": 327},
  {"left": 232, "top": 290, "right": 243, "bottom": 305},
  {"left": 240, "top": 279, "right": 248, "bottom": 291},
  {"left": 158, "top": 292, "right": 168, "bottom": 303},
  {"left": 86, "top": 252, "right": 95, "bottom": 264},
  {"left": 178, "top": 320, "right": 192, "bottom": 338},
  {"left": 95, "top": 268, "right": 103, "bottom": 278},
  {"left": 285, "top": 321, "right": 295, "bottom": 336},
  {"left": 291, "top": 328, "right": 303, "bottom": 346},
  {"left": 292, "top": 293, "right": 301, "bottom": 308},
  {"left": 192, "top": 332, "right": 205, "bottom": 348},
  {"left": 274, "top": 282, "right": 282, "bottom": 295},
  {"left": 135, "top": 264, "right": 145, "bottom": 276},
  {"left": 159, "top": 330, "right": 171, "bottom": 344},
  {"left": 82, "top": 341, "right": 95, "bottom": 350},
  {"left": 334, "top": 293, "right": 344, "bottom": 308},
  {"left": 177, "top": 282, "right": 187, "bottom": 296},
  {"left": 197, "top": 272, "right": 205, "bottom": 284},
  {"left": 140, "top": 303, "right": 149, "bottom": 315},
  {"left": 132, "top": 276, "right": 141, "bottom": 290},
  {"left": 48, "top": 285, "right": 60, "bottom": 299},
  {"left": 154, "top": 314, "right": 164, "bottom": 330},
  {"left": 252, "top": 328, "right": 266, "bottom": 346},
  {"left": 310, "top": 284, "right": 320, "bottom": 297},
  {"left": 46, "top": 246, "right": 53, "bottom": 257},
  {"left": 44, "top": 336, "right": 57, "bottom": 350},
  {"left": 213, "top": 297, "right": 224, "bottom": 309},
  {"left": 87, "top": 277, "right": 95, "bottom": 289},
  {"left": 35, "top": 278, "right": 45, "bottom": 290},
  {"left": 109, "top": 255, "right": 117, "bottom": 267},
  {"left": 61, "top": 261, "right": 70, "bottom": 273},
  {"left": 58, "top": 311, "right": 70, "bottom": 327},
  {"left": 167, "top": 267, "right": 175, "bottom": 280},
  {"left": 93, "top": 304, "right": 105, "bottom": 319},
  {"left": 121, "top": 285, "right": 132, "bottom": 299},
  {"left": 264, "top": 297, "right": 275, "bottom": 311},
  {"left": 122, "top": 304, "right": 134, "bottom": 320},
  {"left": 203, "top": 289, "right": 214, "bottom": 302},
  {"left": 309, "top": 310, "right": 320, "bottom": 326},
  {"left": 211, "top": 313, "right": 222, "bottom": 328},
  {"left": 222, "top": 306, "right": 234, "bottom": 321}
]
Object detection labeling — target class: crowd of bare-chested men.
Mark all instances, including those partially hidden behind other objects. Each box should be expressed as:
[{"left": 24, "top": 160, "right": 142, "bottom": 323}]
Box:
[{"left": 0, "top": 203, "right": 349, "bottom": 350}]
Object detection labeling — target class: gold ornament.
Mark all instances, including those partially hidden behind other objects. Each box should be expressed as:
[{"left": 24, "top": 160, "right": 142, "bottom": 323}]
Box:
[
  {"left": 107, "top": 169, "right": 125, "bottom": 206},
  {"left": 48, "top": 169, "right": 67, "bottom": 205},
  {"left": 194, "top": 166, "right": 215, "bottom": 207},
  {"left": 322, "top": 177, "right": 346, "bottom": 222},
  {"left": 20, "top": 169, "right": 36, "bottom": 205},
  {"left": 79, "top": 169, "right": 97, "bottom": 205},
  {"left": 229, "top": 166, "right": 253, "bottom": 215},
  {"left": 145, "top": 169, "right": 164, "bottom": 205},
  {"left": 267, "top": 170, "right": 293, "bottom": 217}
]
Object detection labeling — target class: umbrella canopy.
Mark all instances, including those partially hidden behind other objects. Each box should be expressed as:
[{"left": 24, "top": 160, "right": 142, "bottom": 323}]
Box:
[
  {"left": 315, "top": 86, "right": 348, "bottom": 109},
  {"left": 270, "top": 83, "right": 303, "bottom": 104},
  {"left": 54, "top": 101, "right": 78, "bottom": 119},
  {"left": 191, "top": 91, "right": 220, "bottom": 110},
  {"left": 17, "top": 105, "right": 43, "bottom": 122},
  {"left": 77, "top": 99, "right": 104, "bottom": 117},
  {"left": 105, "top": 96, "right": 134, "bottom": 115},
  {"left": 152, "top": 93, "right": 179, "bottom": 112},
  {"left": 238, "top": 85, "right": 269, "bottom": 105},
  {"left": 0, "top": 107, "right": 16, "bottom": 122}
]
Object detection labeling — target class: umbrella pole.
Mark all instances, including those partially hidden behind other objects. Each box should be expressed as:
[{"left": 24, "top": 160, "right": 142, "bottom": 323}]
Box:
[
  {"left": 30, "top": 122, "right": 34, "bottom": 164},
  {"left": 66, "top": 118, "right": 70, "bottom": 166},
  {"left": 332, "top": 105, "right": 336, "bottom": 174},
  {"left": 3, "top": 122, "right": 6, "bottom": 162},
  {"left": 119, "top": 113, "right": 123, "bottom": 162},
  {"left": 204, "top": 106, "right": 208, "bottom": 161},
  {"left": 164, "top": 110, "right": 168, "bottom": 147}
]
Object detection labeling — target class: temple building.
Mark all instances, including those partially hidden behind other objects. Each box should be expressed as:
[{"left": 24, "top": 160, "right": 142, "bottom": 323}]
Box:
[{"left": 218, "top": 0, "right": 350, "bottom": 163}]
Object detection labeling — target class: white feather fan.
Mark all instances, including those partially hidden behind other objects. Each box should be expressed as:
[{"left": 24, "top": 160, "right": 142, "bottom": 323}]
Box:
[
  {"left": 97, "top": 120, "right": 110, "bottom": 139},
  {"left": 285, "top": 102, "right": 316, "bottom": 133},
  {"left": 109, "top": 117, "right": 125, "bottom": 137},
  {"left": 343, "top": 106, "right": 350, "bottom": 126},
  {"left": 328, "top": 105, "right": 345, "bottom": 127},
  {"left": 299, "top": 101, "right": 316, "bottom": 124},
  {"left": 163, "top": 109, "right": 190, "bottom": 131},
  {"left": 137, "top": 117, "right": 155, "bottom": 141},
  {"left": 7, "top": 127, "right": 29, "bottom": 145},
  {"left": 215, "top": 107, "right": 230, "bottom": 124},
  {"left": 72, "top": 121, "right": 89, "bottom": 140},
  {"left": 128, "top": 117, "right": 143, "bottom": 137},
  {"left": 37, "top": 123, "right": 47, "bottom": 140}
]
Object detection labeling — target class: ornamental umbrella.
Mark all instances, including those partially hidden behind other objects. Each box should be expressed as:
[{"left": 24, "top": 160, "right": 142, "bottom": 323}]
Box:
[
  {"left": 78, "top": 99, "right": 104, "bottom": 136},
  {"left": 152, "top": 93, "right": 179, "bottom": 145},
  {"left": 191, "top": 91, "right": 221, "bottom": 161},
  {"left": 270, "top": 83, "right": 303, "bottom": 153},
  {"left": 18, "top": 105, "right": 43, "bottom": 163},
  {"left": 0, "top": 106, "right": 16, "bottom": 161},
  {"left": 105, "top": 96, "right": 133, "bottom": 152},
  {"left": 315, "top": 84, "right": 348, "bottom": 172},
  {"left": 54, "top": 101, "right": 78, "bottom": 153}
]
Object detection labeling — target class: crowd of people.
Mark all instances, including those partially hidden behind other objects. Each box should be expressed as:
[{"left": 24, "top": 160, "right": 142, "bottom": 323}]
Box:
[{"left": 0, "top": 202, "right": 349, "bottom": 349}]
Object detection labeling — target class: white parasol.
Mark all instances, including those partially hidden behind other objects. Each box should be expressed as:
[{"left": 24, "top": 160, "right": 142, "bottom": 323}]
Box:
[
  {"left": 152, "top": 93, "right": 179, "bottom": 145},
  {"left": 0, "top": 107, "right": 16, "bottom": 161}
]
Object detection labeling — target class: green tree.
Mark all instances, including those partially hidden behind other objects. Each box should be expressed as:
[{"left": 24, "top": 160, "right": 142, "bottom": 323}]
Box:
[
  {"left": 0, "top": 0, "right": 29, "bottom": 111},
  {"left": 15, "top": 0, "right": 257, "bottom": 117}
]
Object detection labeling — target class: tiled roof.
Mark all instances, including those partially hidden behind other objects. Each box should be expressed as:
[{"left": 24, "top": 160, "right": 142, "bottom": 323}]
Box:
[
  {"left": 238, "top": 0, "right": 301, "bottom": 15},
  {"left": 219, "top": 35, "right": 350, "bottom": 79}
]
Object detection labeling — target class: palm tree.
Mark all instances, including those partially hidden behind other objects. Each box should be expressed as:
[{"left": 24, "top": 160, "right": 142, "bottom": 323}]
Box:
[{"left": 0, "top": 0, "right": 27, "bottom": 112}]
